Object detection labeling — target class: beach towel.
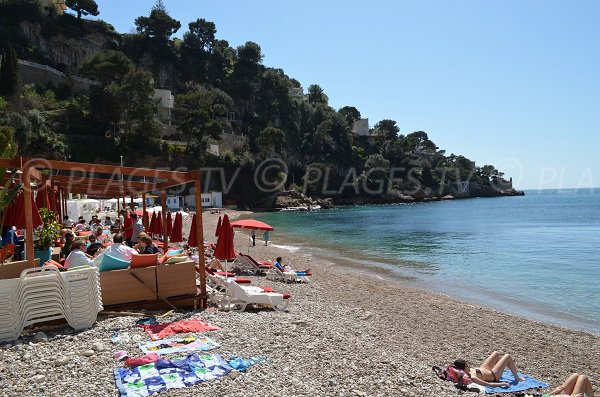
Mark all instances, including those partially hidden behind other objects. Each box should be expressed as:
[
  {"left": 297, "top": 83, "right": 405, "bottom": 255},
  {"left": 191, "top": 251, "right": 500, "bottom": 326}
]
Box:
[
  {"left": 140, "top": 320, "right": 219, "bottom": 341},
  {"left": 484, "top": 370, "right": 548, "bottom": 394},
  {"left": 114, "top": 353, "right": 235, "bottom": 397},
  {"left": 139, "top": 336, "right": 220, "bottom": 355}
]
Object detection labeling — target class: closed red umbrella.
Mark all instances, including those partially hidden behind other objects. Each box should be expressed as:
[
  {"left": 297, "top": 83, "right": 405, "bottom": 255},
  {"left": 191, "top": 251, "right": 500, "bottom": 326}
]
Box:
[
  {"left": 230, "top": 219, "right": 274, "bottom": 231},
  {"left": 148, "top": 211, "right": 157, "bottom": 235},
  {"left": 215, "top": 216, "right": 222, "bottom": 237},
  {"left": 142, "top": 210, "right": 149, "bottom": 231},
  {"left": 3, "top": 190, "right": 43, "bottom": 229},
  {"left": 166, "top": 212, "right": 173, "bottom": 237},
  {"left": 48, "top": 188, "right": 56, "bottom": 212},
  {"left": 213, "top": 214, "right": 236, "bottom": 261},
  {"left": 187, "top": 213, "right": 197, "bottom": 247},
  {"left": 154, "top": 211, "right": 163, "bottom": 236},
  {"left": 35, "top": 188, "right": 48, "bottom": 210},
  {"left": 170, "top": 212, "right": 183, "bottom": 243}
]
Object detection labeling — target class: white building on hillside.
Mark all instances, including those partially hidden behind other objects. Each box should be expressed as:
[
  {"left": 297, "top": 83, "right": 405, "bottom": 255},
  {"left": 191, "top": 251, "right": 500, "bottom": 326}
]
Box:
[{"left": 352, "top": 118, "right": 370, "bottom": 136}]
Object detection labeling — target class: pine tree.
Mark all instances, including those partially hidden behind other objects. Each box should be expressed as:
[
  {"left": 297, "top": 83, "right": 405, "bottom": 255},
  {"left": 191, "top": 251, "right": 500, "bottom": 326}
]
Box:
[{"left": 0, "top": 44, "right": 18, "bottom": 98}]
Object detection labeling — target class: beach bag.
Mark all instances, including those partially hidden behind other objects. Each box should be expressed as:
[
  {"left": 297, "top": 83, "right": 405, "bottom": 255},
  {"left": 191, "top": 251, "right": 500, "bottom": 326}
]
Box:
[{"left": 433, "top": 365, "right": 472, "bottom": 390}]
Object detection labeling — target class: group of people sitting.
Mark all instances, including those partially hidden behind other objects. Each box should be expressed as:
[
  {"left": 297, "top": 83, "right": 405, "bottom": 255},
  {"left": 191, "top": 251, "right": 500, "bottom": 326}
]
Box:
[
  {"left": 63, "top": 232, "right": 161, "bottom": 270},
  {"left": 59, "top": 209, "right": 161, "bottom": 270},
  {"left": 449, "top": 351, "right": 594, "bottom": 397}
]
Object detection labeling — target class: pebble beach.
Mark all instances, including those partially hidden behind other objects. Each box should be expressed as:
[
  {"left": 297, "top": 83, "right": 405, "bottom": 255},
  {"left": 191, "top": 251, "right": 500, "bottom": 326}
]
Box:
[{"left": 0, "top": 209, "right": 598, "bottom": 397}]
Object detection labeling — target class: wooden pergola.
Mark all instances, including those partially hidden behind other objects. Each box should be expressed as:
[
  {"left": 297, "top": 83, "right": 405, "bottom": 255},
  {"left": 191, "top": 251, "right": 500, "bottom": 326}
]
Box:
[{"left": 0, "top": 157, "right": 207, "bottom": 307}]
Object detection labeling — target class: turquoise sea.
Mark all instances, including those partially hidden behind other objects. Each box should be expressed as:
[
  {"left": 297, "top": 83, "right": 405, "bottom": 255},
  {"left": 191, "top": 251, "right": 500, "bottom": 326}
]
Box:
[{"left": 257, "top": 189, "right": 600, "bottom": 334}]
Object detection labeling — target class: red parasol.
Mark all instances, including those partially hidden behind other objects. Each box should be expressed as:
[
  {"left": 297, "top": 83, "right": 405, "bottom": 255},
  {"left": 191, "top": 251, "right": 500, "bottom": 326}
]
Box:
[
  {"left": 148, "top": 211, "right": 156, "bottom": 234},
  {"left": 187, "top": 213, "right": 197, "bottom": 247},
  {"left": 48, "top": 188, "right": 56, "bottom": 212},
  {"left": 166, "top": 212, "right": 173, "bottom": 237},
  {"left": 35, "top": 188, "right": 48, "bottom": 210},
  {"left": 142, "top": 210, "right": 149, "bottom": 231},
  {"left": 154, "top": 211, "right": 163, "bottom": 236},
  {"left": 213, "top": 214, "right": 236, "bottom": 261},
  {"left": 215, "top": 216, "right": 222, "bottom": 237},
  {"left": 170, "top": 212, "right": 183, "bottom": 243},
  {"left": 3, "top": 190, "right": 43, "bottom": 229},
  {"left": 230, "top": 219, "right": 274, "bottom": 231}
]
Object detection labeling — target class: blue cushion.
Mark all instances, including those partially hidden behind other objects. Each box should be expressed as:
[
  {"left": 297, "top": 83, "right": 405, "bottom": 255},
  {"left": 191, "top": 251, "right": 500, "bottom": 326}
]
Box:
[
  {"left": 166, "top": 249, "right": 184, "bottom": 256},
  {"left": 98, "top": 254, "right": 130, "bottom": 272}
]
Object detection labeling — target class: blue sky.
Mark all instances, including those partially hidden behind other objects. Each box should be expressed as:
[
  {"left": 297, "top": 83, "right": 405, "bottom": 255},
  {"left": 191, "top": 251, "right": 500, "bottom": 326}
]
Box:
[{"left": 91, "top": 0, "right": 600, "bottom": 189}]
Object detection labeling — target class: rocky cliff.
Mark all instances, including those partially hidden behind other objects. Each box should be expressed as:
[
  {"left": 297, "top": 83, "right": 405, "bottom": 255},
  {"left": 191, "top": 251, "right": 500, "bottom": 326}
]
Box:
[{"left": 18, "top": 19, "right": 119, "bottom": 70}]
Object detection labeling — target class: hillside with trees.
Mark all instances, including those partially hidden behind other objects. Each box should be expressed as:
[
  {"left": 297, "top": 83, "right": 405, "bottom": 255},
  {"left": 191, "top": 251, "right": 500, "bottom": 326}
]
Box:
[{"left": 0, "top": 0, "right": 522, "bottom": 208}]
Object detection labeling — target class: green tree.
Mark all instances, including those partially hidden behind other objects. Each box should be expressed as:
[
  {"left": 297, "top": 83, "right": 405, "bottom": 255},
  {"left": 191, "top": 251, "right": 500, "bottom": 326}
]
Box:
[
  {"left": 79, "top": 50, "right": 134, "bottom": 85},
  {"left": 176, "top": 85, "right": 232, "bottom": 162},
  {"left": 65, "top": 0, "right": 99, "bottom": 19},
  {"left": 373, "top": 119, "right": 400, "bottom": 141},
  {"left": 307, "top": 84, "right": 327, "bottom": 104},
  {"left": 135, "top": 0, "right": 181, "bottom": 41},
  {"left": 119, "top": 68, "right": 161, "bottom": 139},
  {"left": 256, "top": 126, "right": 286, "bottom": 157},
  {"left": 338, "top": 106, "right": 361, "bottom": 127},
  {"left": 0, "top": 125, "right": 17, "bottom": 158},
  {"left": 0, "top": 44, "right": 19, "bottom": 98}
]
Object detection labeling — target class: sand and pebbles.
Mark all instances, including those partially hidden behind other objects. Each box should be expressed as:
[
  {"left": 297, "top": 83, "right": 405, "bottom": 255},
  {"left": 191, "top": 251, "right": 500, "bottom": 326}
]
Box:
[{"left": 0, "top": 209, "right": 598, "bottom": 396}]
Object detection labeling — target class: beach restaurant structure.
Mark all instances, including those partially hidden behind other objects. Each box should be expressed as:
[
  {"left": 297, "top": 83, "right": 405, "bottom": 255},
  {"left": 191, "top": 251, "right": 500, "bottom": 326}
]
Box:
[{"left": 0, "top": 157, "right": 207, "bottom": 308}]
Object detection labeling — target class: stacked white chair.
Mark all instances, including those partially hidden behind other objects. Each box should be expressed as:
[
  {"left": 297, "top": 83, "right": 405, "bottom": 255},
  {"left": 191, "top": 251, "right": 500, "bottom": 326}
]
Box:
[{"left": 0, "top": 265, "right": 103, "bottom": 342}]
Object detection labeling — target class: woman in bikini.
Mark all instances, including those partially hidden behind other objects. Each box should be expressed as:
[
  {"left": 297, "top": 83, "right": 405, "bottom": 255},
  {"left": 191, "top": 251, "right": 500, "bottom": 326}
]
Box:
[
  {"left": 454, "top": 351, "right": 526, "bottom": 388},
  {"left": 548, "top": 373, "right": 595, "bottom": 397}
]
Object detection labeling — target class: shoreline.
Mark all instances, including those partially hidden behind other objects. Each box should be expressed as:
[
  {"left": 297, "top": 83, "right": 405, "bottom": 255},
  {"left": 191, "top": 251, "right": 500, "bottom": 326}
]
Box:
[{"left": 245, "top": 209, "right": 600, "bottom": 336}]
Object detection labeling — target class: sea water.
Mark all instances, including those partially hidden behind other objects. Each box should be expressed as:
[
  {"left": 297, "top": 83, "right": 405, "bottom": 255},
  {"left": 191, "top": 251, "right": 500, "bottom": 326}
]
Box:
[{"left": 257, "top": 189, "right": 600, "bottom": 334}]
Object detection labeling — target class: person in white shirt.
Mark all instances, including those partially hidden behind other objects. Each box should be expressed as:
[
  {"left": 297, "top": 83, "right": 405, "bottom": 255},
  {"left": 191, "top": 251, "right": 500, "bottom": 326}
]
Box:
[
  {"left": 64, "top": 240, "right": 98, "bottom": 269},
  {"left": 74, "top": 219, "right": 87, "bottom": 232},
  {"left": 93, "top": 233, "right": 137, "bottom": 266},
  {"left": 62, "top": 215, "right": 74, "bottom": 228}
]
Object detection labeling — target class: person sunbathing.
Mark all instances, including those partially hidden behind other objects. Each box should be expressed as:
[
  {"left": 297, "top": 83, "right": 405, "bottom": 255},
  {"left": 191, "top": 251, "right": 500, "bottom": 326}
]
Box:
[
  {"left": 274, "top": 257, "right": 311, "bottom": 277},
  {"left": 549, "top": 373, "right": 595, "bottom": 397},
  {"left": 453, "top": 351, "right": 525, "bottom": 388}
]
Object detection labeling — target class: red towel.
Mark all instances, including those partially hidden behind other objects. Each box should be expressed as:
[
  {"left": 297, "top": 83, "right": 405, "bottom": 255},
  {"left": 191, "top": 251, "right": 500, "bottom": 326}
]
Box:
[
  {"left": 140, "top": 320, "right": 219, "bottom": 341},
  {"left": 125, "top": 353, "right": 160, "bottom": 367}
]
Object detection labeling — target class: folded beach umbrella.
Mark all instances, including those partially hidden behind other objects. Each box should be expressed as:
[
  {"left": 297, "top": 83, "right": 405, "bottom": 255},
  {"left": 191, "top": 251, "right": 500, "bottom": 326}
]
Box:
[
  {"left": 170, "top": 212, "right": 183, "bottom": 243},
  {"left": 166, "top": 212, "right": 173, "bottom": 237},
  {"left": 214, "top": 214, "right": 236, "bottom": 261},
  {"left": 142, "top": 210, "right": 149, "bottom": 230},
  {"left": 215, "top": 216, "right": 222, "bottom": 237},
  {"left": 187, "top": 213, "right": 197, "bottom": 247},
  {"left": 48, "top": 188, "right": 56, "bottom": 213},
  {"left": 149, "top": 211, "right": 157, "bottom": 235},
  {"left": 154, "top": 211, "right": 163, "bottom": 236},
  {"left": 4, "top": 190, "right": 43, "bottom": 229},
  {"left": 35, "top": 187, "right": 48, "bottom": 210}
]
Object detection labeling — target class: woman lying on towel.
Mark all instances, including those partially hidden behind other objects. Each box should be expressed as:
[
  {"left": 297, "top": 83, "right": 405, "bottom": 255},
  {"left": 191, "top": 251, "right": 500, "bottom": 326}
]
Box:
[
  {"left": 549, "top": 373, "right": 595, "bottom": 397},
  {"left": 453, "top": 351, "right": 525, "bottom": 388}
]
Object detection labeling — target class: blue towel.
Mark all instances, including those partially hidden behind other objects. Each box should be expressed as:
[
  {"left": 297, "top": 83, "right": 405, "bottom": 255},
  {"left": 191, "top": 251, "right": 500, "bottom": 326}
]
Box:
[{"left": 485, "top": 370, "right": 548, "bottom": 394}]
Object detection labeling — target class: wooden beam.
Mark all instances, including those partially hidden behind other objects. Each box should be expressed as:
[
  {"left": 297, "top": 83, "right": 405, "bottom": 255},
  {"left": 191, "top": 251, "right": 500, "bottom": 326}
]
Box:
[
  {"left": 193, "top": 170, "right": 206, "bottom": 309},
  {"left": 24, "top": 158, "right": 182, "bottom": 180},
  {"left": 142, "top": 193, "right": 148, "bottom": 230},
  {"left": 22, "top": 166, "right": 35, "bottom": 267},
  {"left": 50, "top": 175, "right": 154, "bottom": 190},
  {"left": 161, "top": 190, "right": 168, "bottom": 251}
]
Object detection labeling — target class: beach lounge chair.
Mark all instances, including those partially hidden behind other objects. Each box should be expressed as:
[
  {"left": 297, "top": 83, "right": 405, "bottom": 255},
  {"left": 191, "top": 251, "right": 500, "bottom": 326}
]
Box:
[
  {"left": 266, "top": 267, "right": 310, "bottom": 284},
  {"left": 233, "top": 253, "right": 272, "bottom": 275},
  {"left": 211, "top": 277, "right": 290, "bottom": 312}
]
